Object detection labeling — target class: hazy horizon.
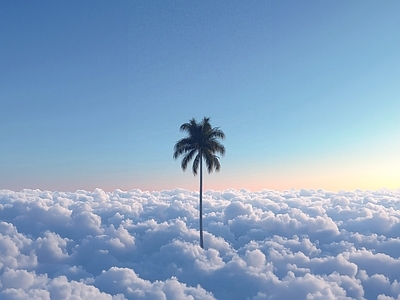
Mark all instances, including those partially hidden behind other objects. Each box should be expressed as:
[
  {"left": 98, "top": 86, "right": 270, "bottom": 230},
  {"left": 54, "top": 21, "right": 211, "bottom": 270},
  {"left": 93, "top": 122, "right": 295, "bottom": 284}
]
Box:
[{"left": 2, "top": 186, "right": 400, "bottom": 195}]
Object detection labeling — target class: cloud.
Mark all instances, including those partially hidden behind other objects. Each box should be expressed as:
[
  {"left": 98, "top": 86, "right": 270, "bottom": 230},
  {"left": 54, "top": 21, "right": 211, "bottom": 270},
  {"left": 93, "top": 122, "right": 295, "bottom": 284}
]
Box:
[{"left": 1, "top": 188, "right": 400, "bottom": 299}]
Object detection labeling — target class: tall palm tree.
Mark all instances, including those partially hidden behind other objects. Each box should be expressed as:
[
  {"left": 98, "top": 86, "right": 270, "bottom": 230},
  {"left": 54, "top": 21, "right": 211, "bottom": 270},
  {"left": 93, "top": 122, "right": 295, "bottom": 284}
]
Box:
[{"left": 173, "top": 117, "right": 225, "bottom": 249}]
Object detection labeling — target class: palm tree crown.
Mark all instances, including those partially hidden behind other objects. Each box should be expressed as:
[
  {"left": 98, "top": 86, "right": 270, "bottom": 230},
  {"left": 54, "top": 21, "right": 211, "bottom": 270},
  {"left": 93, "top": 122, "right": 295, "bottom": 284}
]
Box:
[{"left": 173, "top": 117, "right": 226, "bottom": 175}]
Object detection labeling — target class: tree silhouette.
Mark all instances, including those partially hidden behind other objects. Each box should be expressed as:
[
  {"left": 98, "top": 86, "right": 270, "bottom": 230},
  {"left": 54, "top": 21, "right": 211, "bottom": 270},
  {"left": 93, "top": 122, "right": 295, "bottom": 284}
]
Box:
[{"left": 173, "top": 117, "right": 225, "bottom": 248}]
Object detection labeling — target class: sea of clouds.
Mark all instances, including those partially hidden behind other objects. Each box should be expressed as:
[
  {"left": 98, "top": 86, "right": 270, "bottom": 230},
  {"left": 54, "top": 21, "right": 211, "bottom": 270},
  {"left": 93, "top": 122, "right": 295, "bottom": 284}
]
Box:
[{"left": 1, "top": 188, "right": 400, "bottom": 299}]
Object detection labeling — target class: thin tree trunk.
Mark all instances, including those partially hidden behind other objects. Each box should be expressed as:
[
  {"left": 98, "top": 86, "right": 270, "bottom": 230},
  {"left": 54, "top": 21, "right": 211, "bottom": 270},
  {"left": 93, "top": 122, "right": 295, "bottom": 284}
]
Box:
[{"left": 199, "top": 152, "right": 203, "bottom": 249}]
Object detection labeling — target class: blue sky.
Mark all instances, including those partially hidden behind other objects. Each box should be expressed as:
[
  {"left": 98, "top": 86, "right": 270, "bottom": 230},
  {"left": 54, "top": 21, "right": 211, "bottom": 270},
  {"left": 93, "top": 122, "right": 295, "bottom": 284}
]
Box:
[{"left": 1, "top": 1, "right": 400, "bottom": 192}]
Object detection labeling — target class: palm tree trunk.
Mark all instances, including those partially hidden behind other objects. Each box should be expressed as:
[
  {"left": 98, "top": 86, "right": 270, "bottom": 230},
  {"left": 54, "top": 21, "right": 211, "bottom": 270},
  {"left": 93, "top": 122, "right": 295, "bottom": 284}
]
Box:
[{"left": 199, "top": 152, "right": 204, "bottom": 249}]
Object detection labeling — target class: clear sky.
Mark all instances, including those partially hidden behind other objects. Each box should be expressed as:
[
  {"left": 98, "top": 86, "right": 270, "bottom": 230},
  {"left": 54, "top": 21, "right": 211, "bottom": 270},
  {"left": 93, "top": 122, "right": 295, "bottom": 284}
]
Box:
[{"left": 1, "top": 1, "right": 400, "bottom": 192}]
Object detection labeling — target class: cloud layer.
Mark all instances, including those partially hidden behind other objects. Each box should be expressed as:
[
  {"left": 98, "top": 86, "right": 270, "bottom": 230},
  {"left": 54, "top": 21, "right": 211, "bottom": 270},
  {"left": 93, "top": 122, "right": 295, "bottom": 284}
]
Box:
[{"left": 1, "top": 188, "right": 400, "bottom": 299}]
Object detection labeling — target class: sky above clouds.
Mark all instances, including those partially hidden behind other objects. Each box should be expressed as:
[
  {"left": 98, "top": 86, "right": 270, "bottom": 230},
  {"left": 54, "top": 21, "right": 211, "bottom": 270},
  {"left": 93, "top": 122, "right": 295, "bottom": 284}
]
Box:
[
  {"left": 1, "top": 188, "right": 400, "bottom": 299},
  {"left": 1, "top": 1, "right": 400, "bottom": 192}
]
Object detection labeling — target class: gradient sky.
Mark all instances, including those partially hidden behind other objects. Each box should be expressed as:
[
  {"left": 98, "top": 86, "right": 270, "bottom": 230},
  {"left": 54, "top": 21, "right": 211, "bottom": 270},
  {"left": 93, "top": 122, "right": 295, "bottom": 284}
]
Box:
[{"left": 1, "top": 1, "right": 400, "bottom": 192}]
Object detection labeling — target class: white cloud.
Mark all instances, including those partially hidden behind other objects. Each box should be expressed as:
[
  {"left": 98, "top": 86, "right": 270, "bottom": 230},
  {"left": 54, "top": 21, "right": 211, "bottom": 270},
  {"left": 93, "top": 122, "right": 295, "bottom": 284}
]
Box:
[{"left": 1, "top": 188, "right": 400, "bottom": 299}]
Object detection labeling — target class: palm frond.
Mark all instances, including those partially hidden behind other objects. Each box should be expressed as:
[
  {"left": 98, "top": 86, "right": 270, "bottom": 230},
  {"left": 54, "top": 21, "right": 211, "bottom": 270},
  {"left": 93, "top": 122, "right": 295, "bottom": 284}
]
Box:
[
  {"left": 180, "top": 118, "right": 199, "bottom": 135},
  {"left": 203, "top": 150, "right": 221, "bottom": 173},
  {"left": 181, "top": 149, "right": 197, "bottom": 171},
  {"left": 192, "top": 153, "right": 201, "bottom": 175},
  {"left": 205, "top": 139, "right": 225, "bottom": 156},
  {"left": 209, "top": 127, "right": 225, "bottom": 140},
  {"left": 173, "top": 138, "right": 194, "bottom": 159}
]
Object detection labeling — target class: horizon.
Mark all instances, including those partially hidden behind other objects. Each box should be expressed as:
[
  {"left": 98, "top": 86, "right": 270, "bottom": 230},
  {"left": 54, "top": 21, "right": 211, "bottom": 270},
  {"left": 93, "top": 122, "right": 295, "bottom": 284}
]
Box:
[
  {"left": 2, "top": 1, "right": 399, "bottom": 192},
  {"left": 2, "top": 185, "right": 400, "bottom": 194}
]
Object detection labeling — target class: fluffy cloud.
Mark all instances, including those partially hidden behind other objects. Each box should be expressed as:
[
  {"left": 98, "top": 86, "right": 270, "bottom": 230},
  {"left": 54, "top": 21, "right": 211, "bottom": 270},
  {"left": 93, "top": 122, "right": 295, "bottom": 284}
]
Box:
[{"left": 1, "top": 188, "right": 400, "bottom": 299}]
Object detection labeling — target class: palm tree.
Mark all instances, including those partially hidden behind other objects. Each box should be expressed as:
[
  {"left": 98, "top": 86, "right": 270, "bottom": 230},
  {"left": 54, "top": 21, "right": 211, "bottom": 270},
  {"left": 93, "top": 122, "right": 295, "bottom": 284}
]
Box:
[{"left": 173, "top": 117, "right": 225, "bottom": 249}]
